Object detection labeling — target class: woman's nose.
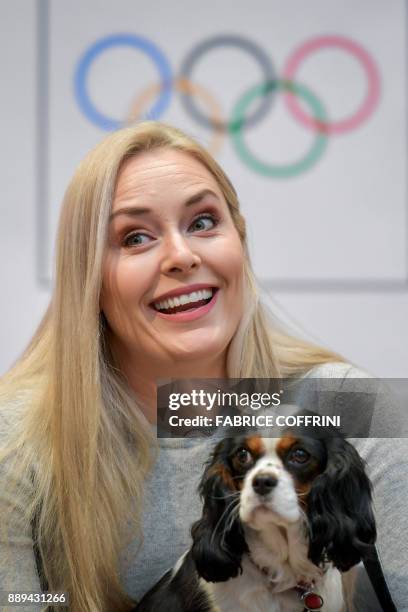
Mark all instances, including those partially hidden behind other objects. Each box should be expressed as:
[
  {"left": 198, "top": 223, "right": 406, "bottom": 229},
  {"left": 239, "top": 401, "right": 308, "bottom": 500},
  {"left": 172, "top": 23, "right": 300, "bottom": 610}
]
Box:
[{"left": 160, "top": 232, "right": 202, "bottom": 274}]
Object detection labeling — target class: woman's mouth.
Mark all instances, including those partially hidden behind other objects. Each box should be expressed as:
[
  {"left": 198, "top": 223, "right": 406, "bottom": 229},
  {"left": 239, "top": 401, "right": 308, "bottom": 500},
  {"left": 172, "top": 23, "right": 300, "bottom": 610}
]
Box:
[{"left": 150, "top": 288, "right": 219, "bottom": 322}]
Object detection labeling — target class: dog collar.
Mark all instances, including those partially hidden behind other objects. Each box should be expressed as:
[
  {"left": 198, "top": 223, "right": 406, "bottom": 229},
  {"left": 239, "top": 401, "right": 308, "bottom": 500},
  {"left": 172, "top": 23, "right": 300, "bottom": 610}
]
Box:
[{"left": 295, "top": 583, "right": 324, "bottom": 611}]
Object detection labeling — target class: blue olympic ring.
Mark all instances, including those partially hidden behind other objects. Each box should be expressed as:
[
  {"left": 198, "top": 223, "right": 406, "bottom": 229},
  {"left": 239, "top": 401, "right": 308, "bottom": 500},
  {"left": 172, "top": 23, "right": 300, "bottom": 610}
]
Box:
[{"left": 74, "top": 33, "right": 172, "bottom": 131}]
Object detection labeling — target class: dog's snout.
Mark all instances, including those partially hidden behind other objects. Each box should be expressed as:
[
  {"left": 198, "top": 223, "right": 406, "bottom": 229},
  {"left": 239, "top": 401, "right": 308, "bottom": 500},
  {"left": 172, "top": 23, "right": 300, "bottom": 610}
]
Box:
[{"left": 252, "top": 473, "right": 278, "bottom": 496}]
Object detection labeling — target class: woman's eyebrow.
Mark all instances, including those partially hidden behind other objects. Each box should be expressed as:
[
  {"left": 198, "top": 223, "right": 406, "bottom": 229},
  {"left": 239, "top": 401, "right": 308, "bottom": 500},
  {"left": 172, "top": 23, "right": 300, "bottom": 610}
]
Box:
[{"left": 109, "top": 188, "right": 220, "bottom": 221}]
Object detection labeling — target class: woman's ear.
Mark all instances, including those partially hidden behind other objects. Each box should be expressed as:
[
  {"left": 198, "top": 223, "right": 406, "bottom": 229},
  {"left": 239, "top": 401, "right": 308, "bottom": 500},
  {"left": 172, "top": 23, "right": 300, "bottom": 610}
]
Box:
[
  {"left": 307, "top": 437, "right": 376, "bottom": 572},
  {"left": 191, "top": 456, "right": 247, "bottom": 582}
]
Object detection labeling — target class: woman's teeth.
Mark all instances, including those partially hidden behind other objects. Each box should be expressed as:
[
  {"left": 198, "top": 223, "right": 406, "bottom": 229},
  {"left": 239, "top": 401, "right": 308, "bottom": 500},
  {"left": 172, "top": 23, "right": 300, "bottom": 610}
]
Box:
[{"left": 154, "top": 288, "right": 214, "bottom": 312}]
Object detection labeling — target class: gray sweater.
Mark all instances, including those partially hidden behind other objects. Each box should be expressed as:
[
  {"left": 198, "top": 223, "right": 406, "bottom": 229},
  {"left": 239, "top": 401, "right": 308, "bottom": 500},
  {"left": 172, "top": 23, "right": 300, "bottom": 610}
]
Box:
[{"left": 1, "top": 363, "right": 408, "bottom": 611}]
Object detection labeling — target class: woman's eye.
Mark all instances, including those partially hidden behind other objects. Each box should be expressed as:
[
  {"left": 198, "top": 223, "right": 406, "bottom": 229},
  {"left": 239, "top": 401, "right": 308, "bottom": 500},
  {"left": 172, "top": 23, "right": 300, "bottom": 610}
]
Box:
[
  {"left": 189, "top": 214, "right": 218, "bottom": 233},
  {"left": 123, "top": 232, "right": 152, "bottom": 248},
  {"left": 290, "top": 448, "right": 310, "bottom": 464}
]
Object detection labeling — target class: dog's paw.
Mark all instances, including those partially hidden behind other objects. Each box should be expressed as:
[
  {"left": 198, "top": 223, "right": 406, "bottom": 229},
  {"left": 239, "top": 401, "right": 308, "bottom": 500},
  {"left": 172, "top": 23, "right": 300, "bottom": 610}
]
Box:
[{"left": 291, "top": 559, "right": 323, "bottom": 586}]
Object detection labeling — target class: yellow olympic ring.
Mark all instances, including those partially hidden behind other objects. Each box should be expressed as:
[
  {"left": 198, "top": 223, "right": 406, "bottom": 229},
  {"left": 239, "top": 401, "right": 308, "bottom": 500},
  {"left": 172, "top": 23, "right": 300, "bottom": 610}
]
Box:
[{"left": 126, "top": 78, "right": 225, "bottom": 156}]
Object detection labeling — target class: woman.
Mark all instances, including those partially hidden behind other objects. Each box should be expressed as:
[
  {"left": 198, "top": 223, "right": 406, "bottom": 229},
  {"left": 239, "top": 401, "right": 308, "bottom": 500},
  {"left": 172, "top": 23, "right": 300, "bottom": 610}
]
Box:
[{"left": 0, "top": 122, "right": 405, "bottom": 611}]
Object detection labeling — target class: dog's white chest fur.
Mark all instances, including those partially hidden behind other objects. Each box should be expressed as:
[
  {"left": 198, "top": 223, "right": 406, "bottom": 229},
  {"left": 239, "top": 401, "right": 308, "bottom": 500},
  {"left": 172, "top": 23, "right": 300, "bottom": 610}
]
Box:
[
  {"left": 203, "top": 523, "right": 344, "bottom": 612},
  {"left": 205, "top": 557, "right": 343, "bottom": 612}
]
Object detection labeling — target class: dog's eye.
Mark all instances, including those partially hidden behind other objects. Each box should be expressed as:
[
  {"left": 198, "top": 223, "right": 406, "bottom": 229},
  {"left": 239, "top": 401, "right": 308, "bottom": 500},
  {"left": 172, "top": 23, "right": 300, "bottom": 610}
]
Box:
[
  {"left": 289, "top": 448, "right": 310, "bottom": 464},
  {"left": 235, "top": 448, "right": 253, "bottom": 465}
]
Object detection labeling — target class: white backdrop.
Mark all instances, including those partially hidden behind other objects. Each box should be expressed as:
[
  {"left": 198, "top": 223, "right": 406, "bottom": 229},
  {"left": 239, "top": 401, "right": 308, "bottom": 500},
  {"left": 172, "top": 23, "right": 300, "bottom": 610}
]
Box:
[{"left": 1, "top": 0, "right": 408, "bottom": 377}]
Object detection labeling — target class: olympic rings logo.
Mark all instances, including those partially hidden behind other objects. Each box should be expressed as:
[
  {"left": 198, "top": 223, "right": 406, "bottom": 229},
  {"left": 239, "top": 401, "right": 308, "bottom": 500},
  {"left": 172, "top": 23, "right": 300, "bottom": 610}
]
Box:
[{"left": 74, "top": 33, "right": 381, "bottom": 179}]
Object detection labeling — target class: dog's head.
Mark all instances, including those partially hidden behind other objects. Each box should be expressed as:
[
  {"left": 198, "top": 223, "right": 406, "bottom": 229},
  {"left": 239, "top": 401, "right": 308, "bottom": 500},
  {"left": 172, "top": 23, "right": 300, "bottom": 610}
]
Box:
[{"left": 191, "top": 433, "right": 376, "bottom": 582}]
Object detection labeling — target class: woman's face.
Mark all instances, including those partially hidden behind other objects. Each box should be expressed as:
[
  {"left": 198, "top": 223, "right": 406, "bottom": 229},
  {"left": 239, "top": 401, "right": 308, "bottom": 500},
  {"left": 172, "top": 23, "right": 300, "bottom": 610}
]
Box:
[{"left": 101, "top": 148, "right": 244, "bottom": 375}]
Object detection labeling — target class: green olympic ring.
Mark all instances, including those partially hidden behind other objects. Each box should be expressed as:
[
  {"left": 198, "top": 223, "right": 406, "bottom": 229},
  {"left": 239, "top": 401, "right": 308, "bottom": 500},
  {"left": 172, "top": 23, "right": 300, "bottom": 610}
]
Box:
[{"left": 230, "top": 80, "right": 328, "bottom": 178}]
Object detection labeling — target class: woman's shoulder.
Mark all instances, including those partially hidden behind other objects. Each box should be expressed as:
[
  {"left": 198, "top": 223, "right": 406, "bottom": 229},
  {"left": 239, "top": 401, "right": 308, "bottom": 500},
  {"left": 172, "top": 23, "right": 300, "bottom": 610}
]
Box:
[
  {"left": 0, "top": 388, "right": 32, "bottom": 444},
  {"left": 305, "top": 361, "right": 373, "bottom": 380},
  {"left": 303, "top": 362, "right": 380, "bottom": 401},
  {"left": 0, "top": 389, "right": 36, "bottom": 513},
  {"left": 0, "top": 387, "right": 31, "bottom": 414}
]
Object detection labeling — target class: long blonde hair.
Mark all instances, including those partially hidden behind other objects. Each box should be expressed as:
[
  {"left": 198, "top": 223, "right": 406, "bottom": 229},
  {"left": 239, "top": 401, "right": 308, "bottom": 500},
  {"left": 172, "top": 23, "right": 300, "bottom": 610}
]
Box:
[{"left": 0, "top": 122, "right": 343, "bottom": 611}]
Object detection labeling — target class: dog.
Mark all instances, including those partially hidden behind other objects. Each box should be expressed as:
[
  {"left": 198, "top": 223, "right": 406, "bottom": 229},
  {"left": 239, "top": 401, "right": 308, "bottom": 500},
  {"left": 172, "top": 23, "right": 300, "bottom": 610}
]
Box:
[{"left": 135, "top": 430, "right": 376, "bottom": 611}]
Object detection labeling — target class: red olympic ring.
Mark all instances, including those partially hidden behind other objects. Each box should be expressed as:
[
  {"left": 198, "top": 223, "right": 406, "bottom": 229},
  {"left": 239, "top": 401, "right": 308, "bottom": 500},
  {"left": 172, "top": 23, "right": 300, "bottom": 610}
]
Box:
[{"left": 282, "top": 35, "right": 381, "bottom": 135}]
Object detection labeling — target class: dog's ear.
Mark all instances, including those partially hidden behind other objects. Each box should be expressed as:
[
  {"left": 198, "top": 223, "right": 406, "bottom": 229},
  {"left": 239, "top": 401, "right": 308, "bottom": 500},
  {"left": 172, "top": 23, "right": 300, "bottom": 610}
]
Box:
[
  {"left": 307, "top": 437, "right": 376, "bottom": 572},
  {"left": 191, "top": 452, "right": 247, "bottom": 583}
]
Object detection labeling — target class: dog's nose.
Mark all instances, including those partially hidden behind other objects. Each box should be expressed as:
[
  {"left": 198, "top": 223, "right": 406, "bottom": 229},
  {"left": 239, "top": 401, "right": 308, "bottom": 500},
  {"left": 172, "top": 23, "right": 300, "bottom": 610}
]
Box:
[{"left": 252, "top": 473, "right": 278, "bottom": 496}]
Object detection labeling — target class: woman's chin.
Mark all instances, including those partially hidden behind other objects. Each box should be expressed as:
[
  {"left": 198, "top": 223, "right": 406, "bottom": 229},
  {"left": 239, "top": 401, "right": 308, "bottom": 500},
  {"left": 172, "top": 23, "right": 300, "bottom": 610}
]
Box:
[{"left": 164, "top": 336, "right": 228, "bottom": 371}]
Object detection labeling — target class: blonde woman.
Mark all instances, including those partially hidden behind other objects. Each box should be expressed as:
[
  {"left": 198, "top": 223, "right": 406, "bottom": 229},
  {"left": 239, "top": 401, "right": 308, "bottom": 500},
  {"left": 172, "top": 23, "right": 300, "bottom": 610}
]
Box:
[{"left": 0, "top": 122, "right": 405, "bottom": 611}]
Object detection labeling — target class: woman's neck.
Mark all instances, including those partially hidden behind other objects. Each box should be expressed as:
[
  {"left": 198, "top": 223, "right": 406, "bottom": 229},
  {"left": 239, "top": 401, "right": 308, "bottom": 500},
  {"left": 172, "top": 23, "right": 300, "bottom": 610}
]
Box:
[{"left": 117, "top": 354, "right": 227, "bottom": 424}]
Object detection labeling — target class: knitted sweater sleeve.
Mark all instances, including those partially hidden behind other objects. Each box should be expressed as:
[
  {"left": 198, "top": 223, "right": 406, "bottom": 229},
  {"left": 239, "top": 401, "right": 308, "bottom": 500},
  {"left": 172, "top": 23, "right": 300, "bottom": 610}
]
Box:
[
  {"left": 0, "top": 407, "right": 43, "bottom": 611},
  {"left": 312, "top": 363, "right": 408, "bottom": 611}
]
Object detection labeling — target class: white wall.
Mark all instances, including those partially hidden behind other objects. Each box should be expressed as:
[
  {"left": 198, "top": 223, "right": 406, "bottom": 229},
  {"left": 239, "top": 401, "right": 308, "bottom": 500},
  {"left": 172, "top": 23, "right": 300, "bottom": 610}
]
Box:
[{"left": 1, "top": 0, "right": 407, "bottom": 377}]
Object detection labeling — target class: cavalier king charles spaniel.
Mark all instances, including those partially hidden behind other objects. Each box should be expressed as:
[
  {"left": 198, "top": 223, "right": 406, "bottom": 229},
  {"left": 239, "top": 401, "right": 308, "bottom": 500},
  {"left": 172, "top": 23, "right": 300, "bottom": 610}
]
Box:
[{"left": 136, "top": 432, "right": 376, "bottom": 611}]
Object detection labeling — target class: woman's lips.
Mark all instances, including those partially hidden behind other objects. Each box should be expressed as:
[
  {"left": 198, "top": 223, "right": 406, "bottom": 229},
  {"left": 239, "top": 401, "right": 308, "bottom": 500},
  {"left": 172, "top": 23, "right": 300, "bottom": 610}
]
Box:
[{"left": 151, "top": 289, "right": 219, "bottom": 322}]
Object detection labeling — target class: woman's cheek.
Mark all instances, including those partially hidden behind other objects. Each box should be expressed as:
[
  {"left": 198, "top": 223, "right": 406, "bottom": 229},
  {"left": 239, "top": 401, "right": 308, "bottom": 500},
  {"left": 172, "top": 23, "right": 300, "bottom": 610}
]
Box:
[{"left": 224, "top": 240, "right": 245, "bottom": 288}]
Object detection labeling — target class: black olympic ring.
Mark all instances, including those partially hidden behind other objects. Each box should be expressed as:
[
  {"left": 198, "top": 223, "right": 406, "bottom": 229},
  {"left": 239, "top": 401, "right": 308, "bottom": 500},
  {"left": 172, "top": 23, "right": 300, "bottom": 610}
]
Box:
[{"left": 179, "top": 34, "right": 277, "bottom": 132}]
